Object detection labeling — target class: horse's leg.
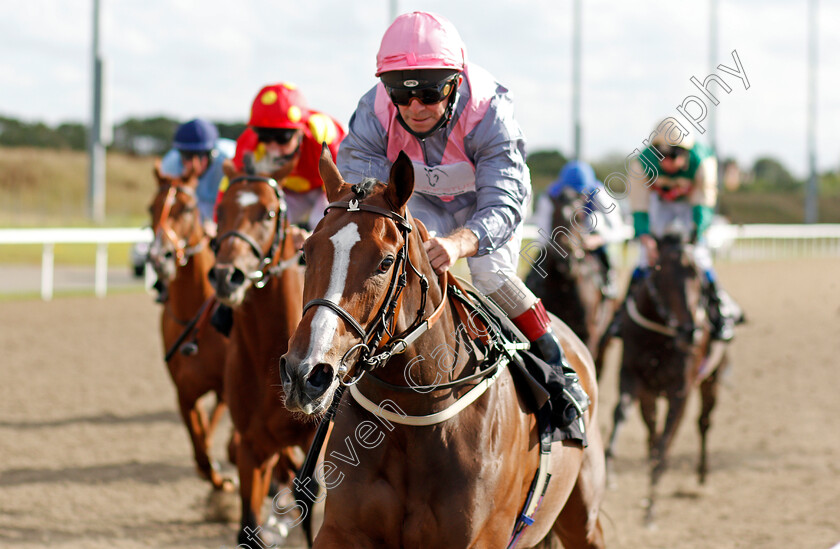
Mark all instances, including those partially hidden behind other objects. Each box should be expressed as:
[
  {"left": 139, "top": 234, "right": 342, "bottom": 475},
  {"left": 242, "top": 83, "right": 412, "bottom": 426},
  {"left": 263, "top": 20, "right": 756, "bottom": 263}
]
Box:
[
  {"left": 553, "top": 426, "right": 607, "bottom": 549},
  {"left": 698, "top": 357, "right": 723, "bottom": 484},
  {"left": 204, "top": 394, "right": 227, "bottom": 451},
  {"left": 177, "top": 390, "right": 224, "bottom": 489},
  {"left": 236, "top": 441, "right": 280, "bottom": 548},
  {"left": 605, "top": 370, "right": 637, "bottom": 487},
  {"left": 637, "top": 391, "right": 658, "bottom": 461},
  {"left": 646, "top": 391, "right": 689, "bottom": 526}
]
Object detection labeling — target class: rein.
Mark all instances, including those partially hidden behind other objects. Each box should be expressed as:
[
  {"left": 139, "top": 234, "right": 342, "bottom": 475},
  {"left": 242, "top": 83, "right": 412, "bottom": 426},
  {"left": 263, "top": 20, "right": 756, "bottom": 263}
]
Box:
[{"left": 212, "top": 175, "right": 291, "bottom": 289}]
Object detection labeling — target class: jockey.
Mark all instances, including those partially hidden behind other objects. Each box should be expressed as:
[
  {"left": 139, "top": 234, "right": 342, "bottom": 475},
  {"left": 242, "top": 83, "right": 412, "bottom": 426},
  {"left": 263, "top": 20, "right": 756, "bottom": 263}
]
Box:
[
  {"left": 531, "top": 160, "right": 626, "bottom": 297},
  {"left": 623, "top": 120, "right": 742, "bottom": 341},
  {"left": 159, "top": 118, "right": 236, "bottom": 235},
  {"left": 337, "top": 11, "right": 588, "bottom": 427},
  {"left": 215, "top": 82, "right": 346, "bottom": 248}
]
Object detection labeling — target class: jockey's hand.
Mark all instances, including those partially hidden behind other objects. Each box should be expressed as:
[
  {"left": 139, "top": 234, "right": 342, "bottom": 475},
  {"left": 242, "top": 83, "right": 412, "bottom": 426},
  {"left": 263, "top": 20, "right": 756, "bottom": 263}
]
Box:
[
  {"left": 202, "top": 220, "right": 218, "bottom": 239},
  {"left": 581, "top": 233, "right": 604, "bottom": 251},
  {"left": 640, "top": 234, "right": 658, "bottom": 265},
  {"left": 288, "top": 226, "right": 311, "bottom": 250},
  {"left": 423, "top": 228, "right": 479, "bottom": 275}
]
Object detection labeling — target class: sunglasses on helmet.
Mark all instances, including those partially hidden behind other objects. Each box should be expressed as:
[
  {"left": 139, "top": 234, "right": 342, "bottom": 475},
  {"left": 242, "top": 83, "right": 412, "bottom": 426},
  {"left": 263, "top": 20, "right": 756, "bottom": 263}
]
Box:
[
  {"left": 254, "top": 127, "right": 299, "bottom": 145},
  {"left": 386, "top": 77, "right": 456, "bottom": 106}
]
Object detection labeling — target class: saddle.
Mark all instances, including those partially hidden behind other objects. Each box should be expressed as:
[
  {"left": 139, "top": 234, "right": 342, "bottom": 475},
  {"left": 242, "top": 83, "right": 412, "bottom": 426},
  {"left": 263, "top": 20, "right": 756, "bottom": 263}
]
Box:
[{"left": 449, "top": 277, "right": 587, "bottom": 446}]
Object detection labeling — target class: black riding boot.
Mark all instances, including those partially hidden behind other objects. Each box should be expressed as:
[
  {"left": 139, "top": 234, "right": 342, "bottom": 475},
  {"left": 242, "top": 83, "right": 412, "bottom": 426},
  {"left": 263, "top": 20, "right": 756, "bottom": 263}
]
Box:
[
  {"left": 512, "top": 301, "right": 590, "bottom": 427},
  {"left": 533, "top": 330, "right": 590, "bottom": 425},
  {"left": 705, "top": 277, "right": 742, "bottom": 342}
]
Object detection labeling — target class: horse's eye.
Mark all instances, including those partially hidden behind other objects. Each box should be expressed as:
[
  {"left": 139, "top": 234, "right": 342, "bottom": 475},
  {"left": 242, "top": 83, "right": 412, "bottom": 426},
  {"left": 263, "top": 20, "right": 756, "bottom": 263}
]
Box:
[
  {"left": 299, "top": 251, "right": 306, "bottom": 266},
  {"left": 378, "top": 255, "right": 395, "bottom": 273}
]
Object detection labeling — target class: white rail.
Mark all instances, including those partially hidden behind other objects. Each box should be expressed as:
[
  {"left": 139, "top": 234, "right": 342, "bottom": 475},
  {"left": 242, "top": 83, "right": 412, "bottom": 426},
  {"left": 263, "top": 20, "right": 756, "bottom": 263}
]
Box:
[
  {"left": 1, "top": 224, "right": 839, "bottom": 300},
  {"left": 0, "top": 227, "right": 153, "bottom": 300}
]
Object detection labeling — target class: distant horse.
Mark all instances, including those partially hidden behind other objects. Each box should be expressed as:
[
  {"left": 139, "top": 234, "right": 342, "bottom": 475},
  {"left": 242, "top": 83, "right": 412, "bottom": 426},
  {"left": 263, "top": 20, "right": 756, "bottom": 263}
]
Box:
[
  {"left": 605, "top": 233, "right": 727, "bottom": 525},
  {"left": 526, "top": 186, "right": 615, "bottom": 373},
  {"left": 147, "top": 161, "right": 231, "bottom": 490},
  {"left": 209, "top": 162, "right": 316, "bottom": 548},
  {"left": 280, "top": 149, "right": 605, "bottom": 548}
]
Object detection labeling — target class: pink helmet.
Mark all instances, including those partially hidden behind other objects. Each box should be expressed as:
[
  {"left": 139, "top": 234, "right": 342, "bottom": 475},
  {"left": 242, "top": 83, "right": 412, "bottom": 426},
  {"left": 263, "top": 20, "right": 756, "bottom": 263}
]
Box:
[{"left": 376, "top": 12, "right": 467, "bottom": 76}]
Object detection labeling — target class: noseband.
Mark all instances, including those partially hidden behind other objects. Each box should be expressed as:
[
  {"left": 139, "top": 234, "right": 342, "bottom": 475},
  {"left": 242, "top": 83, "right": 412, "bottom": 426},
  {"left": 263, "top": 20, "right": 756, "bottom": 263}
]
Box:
[
  {"left": 212, "top": 175, "right": 289, "bottom": 289},
  {"left": 302, "top": 196, "right": 448, "bottom": 385}
]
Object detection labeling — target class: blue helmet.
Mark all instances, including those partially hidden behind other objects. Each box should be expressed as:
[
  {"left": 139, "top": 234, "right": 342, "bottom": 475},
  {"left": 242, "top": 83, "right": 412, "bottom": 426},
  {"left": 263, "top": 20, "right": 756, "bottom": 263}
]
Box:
[
  {"left": 548, "top": 161, "right": 598, "bottom": 198},
  {"left": 172, "top": 118, "right": 218, "bottom": 152}
]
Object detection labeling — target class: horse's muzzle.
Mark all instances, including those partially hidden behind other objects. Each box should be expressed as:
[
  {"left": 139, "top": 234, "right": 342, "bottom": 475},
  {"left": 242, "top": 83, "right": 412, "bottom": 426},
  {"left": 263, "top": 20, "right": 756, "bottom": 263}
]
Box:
[
  {"left": 278, "top": 355, "right": 335, "bottom": 414},
  {"left": 208, "top": 264, "right": 247, "bottom": 302}
]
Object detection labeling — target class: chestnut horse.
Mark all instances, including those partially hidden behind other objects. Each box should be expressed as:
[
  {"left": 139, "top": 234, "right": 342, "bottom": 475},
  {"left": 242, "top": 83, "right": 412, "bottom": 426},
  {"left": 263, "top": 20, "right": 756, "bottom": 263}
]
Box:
[
  {"left": 147, "top": 162, "right": 230, "bottom": 490},
  {"left": 280, "top": 149, "right": 605, "bottom": 548},
  {"left": 209, "top": 163, "right": 316, "bottom": 548},
  {"left": 605, "top": 233, "right": 727, "bottom": 525},
  {"left": 526, "top": 186, "right": 615, "bottom": 372}
]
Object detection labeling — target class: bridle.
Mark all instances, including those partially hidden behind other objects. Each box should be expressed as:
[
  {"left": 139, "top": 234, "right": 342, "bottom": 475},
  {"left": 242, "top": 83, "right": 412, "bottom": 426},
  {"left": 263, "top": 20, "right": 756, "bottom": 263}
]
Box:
[
  {"left": 152, "top": 184, "right": 207, "bottom": 267},
  {"left": 630, "top": 244, "right": 706, "bottom": 342},
  {"left": 301, "top": 193, "right": 449, "bottom": 386},
  {"left": 211, "top": 175, "right": 293, "bottom": 289}
]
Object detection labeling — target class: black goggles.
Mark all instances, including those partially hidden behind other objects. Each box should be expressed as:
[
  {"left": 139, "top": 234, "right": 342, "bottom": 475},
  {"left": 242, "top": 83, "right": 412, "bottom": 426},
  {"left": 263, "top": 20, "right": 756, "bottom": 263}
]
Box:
[
  {"left": 386, "top": 77, "right": 456, "bottom": 106},
  {"left": 254, "top": 127, "right": 299, "bottom": 145},
  {"left": 179, "top": 150, "right": 210, "bottom": 161},
  {"left": 659, "top": 145, "right": 689, "bottom": 160}
]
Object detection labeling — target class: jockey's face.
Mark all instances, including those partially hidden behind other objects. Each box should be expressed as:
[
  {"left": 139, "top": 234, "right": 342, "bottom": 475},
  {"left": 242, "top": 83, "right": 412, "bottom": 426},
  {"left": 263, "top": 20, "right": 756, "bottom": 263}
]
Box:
[
  {"left": 260, "top": 129, "right": 302, "bottom": 158},
  {"left": 179, "top": 151, "right": 211, "bottom": 177},
  {"left": 660, "top": 147, "right": 689, "bottom": 175},
  {"left": 396, "top": 98, "right": 448, "bottom": 135}
]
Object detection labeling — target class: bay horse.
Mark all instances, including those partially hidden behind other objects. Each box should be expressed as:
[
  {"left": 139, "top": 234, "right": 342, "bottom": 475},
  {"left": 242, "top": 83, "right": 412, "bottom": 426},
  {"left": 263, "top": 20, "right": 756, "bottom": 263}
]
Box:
[
  {"left": 209, "top": 162, "right": 316, "bottom": 548},
  {"left": 526, "top": 186, "right": 615, "bottom": 373},
  {"left": 279, "top": 149, "right": 606, "bottom": 548},
  {"left": 605, "top": 233, "right": 727, "bottom": 525},
  {"left": 148, "top": 161, "right": 231, "bottom": 491}
]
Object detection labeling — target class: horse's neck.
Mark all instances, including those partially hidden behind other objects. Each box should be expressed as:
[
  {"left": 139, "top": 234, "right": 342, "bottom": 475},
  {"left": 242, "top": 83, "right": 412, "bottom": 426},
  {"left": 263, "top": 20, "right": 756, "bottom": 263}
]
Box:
[
  {"left": 237, "top": 258, "right": 303, "bottom": 358},
  {"left": 168, "top": 243, "right": 214, "bottom": 317}
]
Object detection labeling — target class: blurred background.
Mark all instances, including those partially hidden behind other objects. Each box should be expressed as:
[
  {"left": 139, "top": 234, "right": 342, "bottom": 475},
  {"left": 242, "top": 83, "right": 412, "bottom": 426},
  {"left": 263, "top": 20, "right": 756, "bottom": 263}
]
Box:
[{"left": 1, "top": 0, "right": 838, "bottom": 230}]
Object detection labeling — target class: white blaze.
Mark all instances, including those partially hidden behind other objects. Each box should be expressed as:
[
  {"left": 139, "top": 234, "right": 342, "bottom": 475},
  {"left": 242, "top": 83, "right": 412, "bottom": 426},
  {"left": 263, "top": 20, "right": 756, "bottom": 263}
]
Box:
[
  {"left": 305, "top": 223, "right": 360, "bottom": 364},
  {"left": 237, "top": 191, "right": 259, "bottom": 208}
]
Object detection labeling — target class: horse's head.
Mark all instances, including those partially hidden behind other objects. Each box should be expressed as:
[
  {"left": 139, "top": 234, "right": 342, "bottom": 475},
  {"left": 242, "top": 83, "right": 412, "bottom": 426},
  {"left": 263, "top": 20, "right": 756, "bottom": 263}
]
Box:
[
  {"left": 208, "top": 160, "right": 294, "bottom": 306},
  {"left": 280, "top": 147, "right": 417, "bottom": 414},
  {"left": 547, "top": 186, "right": 589, "bottom": 275},
  {"left": 147, "top": 159, "right": 203, "bottom": 293},
  {"left": 645, "top": 232, "right": 705, "bottom": 348}
]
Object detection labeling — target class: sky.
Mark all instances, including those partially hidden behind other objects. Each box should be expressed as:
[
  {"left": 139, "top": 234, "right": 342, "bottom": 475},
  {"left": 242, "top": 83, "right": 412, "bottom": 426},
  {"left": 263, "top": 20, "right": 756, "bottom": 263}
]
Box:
[{"left": 1, "top": 0, "right": 838, "bottom": 178}]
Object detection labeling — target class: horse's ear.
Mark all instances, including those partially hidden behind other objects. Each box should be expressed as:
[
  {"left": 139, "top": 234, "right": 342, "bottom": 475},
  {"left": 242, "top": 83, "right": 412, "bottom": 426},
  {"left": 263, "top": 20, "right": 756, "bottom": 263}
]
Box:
[
  {"left": 318, "top": 142, "right": 347, "bottom": 202},
  {"left": 222, "top": 159, "right": 238, "bottom": 180},
  {"left": 153, "top": 159, "right": 165, "bottom": 185},
  {"left": 385, "top": 151, "right": 414, "bottom": 211}
]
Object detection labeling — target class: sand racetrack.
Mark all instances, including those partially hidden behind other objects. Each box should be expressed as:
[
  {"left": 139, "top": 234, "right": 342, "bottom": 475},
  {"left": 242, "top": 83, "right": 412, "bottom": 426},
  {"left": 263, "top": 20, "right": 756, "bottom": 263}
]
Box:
[{"left": 1, "top": 258, "right": 839, "bottom": 548}]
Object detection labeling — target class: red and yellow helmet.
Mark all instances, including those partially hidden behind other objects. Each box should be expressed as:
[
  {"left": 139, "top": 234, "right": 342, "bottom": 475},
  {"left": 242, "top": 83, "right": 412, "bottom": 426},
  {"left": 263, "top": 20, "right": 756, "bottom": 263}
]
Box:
[{"left": 248, "top": 83, "right": 309, "bottom": 129}]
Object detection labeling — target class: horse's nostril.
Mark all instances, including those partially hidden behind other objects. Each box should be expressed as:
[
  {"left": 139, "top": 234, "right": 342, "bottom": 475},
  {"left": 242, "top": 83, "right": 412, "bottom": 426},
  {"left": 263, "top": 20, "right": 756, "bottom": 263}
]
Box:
[
  {"left": 231, "top": 269, "right": 246, "bottom": 286},
  {"left": 207, "top": 269, "right": 217, "bottom": 285},
  {"left": 306, "top": 363, "right": 334, "bottom": 392},
  {"left": 279, "top": 357, "right": 291, "bottom": 385},
  {"left": 164, "top": 251, "right": 174, "bottom": 259}
]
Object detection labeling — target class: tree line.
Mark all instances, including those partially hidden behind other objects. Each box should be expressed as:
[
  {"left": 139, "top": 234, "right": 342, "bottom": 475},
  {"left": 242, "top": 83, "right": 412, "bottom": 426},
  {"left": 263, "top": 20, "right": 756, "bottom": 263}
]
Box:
[{"left": 0, "top": 114, "right": 831, "bottom": 194}]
